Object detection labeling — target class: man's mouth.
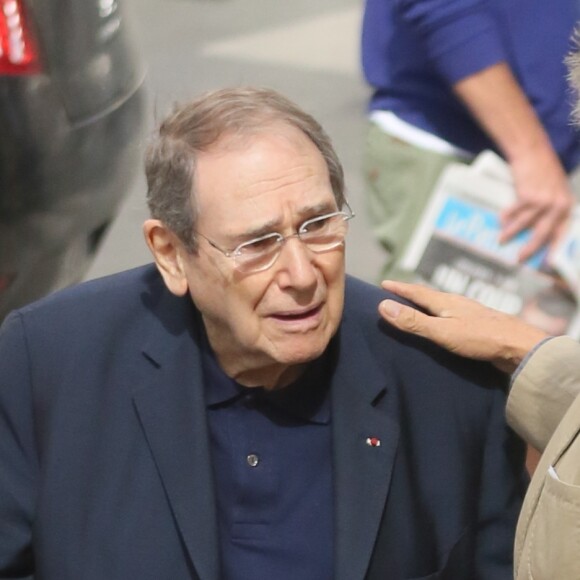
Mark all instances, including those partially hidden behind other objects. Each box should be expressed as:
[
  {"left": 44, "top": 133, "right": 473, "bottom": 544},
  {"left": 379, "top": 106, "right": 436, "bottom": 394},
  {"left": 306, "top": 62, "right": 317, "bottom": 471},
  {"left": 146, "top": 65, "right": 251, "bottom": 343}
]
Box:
[{"left": 270, "top": 304, "right": 322, "bottom": 322}]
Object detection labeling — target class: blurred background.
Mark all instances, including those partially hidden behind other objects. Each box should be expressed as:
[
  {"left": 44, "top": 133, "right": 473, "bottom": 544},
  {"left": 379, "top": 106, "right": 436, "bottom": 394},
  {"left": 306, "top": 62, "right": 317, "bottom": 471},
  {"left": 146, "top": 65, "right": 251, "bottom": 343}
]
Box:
[
  {"left": 9, "top": 0, "right": 575, "bottom": 324},
  {"left": 83, "top": 0, "right": 383, "bottom": 284}
]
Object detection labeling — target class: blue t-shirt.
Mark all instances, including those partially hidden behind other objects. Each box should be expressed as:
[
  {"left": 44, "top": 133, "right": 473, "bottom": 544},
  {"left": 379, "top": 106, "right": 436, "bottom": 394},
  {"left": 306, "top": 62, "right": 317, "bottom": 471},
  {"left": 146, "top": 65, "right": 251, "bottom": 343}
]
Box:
[{"left": 362, "top": 0, "right": 580, "bottom": 170}]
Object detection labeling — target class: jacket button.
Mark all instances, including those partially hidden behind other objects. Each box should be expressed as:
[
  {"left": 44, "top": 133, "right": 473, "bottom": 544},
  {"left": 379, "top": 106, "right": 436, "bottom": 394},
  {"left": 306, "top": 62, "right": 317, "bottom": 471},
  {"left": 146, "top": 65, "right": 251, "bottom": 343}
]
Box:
[{"left": 246, "top": 453, "right": 259, "bottom": 467}]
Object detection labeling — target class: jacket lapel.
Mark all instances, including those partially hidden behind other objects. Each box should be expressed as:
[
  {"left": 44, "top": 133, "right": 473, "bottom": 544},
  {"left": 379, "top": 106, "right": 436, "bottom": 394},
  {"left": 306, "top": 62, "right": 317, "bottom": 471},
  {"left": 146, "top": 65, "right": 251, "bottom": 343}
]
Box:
[
  {"left": 132, "top": 299, "right": 220, "bottom": 580},
  {"left": 129, "top": 274, "right": 399, "bottom": 580},
  {"left": 332, "top": 323, "right": 400, "bottom": 580}
]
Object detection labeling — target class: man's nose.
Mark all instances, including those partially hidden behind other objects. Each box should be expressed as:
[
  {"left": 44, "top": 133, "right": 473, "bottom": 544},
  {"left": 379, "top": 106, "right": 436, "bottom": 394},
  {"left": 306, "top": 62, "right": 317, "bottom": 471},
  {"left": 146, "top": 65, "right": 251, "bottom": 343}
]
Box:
[{"left": 275, "top": 237, "right": 318, "bottom": 290}]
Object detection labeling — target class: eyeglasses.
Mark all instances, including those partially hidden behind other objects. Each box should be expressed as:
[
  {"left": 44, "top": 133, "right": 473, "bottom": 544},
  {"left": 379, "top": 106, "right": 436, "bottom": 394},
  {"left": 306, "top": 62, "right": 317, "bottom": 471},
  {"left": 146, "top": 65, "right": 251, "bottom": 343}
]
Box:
[{"left": 197, "top": 204, "right": 355, "bottom": 273}]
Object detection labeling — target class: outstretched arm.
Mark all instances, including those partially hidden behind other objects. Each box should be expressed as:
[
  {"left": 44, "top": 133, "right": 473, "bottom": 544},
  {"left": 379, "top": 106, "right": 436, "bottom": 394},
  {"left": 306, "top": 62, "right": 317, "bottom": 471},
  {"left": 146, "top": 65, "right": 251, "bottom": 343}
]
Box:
[{"left": 378, "top": 280, "right": 548, "bottom": 374}]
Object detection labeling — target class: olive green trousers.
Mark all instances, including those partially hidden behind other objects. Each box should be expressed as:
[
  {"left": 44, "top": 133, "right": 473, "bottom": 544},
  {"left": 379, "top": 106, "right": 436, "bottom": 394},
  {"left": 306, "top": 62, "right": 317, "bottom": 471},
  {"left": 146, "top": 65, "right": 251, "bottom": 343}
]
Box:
[{"left": 362, "top": 122, "right": 467, "bottom": 281}]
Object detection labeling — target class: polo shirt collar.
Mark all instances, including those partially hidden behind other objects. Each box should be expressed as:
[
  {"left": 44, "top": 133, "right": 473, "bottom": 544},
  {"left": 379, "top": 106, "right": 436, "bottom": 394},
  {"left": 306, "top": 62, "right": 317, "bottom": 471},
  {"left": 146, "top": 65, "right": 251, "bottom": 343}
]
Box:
[{"left": 201, "top": 332, "right": 334, "bottom": 425}]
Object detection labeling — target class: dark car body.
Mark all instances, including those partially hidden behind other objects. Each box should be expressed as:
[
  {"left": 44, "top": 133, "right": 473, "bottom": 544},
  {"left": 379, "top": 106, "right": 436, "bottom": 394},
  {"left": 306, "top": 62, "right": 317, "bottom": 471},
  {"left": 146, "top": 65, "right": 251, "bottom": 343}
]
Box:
[{"left": 0, "top": 0, "right": 146, "bottom": 320}]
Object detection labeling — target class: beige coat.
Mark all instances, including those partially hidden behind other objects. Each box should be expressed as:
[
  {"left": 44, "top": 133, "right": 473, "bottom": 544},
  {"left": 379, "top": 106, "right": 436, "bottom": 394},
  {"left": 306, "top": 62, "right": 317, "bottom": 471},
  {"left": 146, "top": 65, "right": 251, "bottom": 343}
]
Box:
[{"left": 507, "top": 336, "right": 580, "bottom": 580}]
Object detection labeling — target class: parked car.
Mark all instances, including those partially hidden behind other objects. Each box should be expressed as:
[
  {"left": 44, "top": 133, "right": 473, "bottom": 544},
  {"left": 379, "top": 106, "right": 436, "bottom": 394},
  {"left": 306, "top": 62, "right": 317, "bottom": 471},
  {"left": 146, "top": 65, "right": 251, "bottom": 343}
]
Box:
[{"left": 0, "top": 0, "right": 146, "bottom": 321}]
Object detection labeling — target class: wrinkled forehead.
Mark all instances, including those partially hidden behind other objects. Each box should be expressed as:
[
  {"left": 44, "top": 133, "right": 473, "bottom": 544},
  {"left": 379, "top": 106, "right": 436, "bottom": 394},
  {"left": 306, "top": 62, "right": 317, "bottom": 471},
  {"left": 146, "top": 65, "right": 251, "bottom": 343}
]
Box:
[{"left": 193, "top": 124, "right": 332, "bottom": 220}]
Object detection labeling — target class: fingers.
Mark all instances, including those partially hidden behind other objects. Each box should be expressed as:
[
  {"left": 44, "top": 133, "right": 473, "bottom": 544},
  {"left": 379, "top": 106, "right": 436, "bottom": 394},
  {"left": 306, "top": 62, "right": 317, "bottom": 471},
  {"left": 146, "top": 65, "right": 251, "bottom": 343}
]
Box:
[
  {"left": 380, "top": 281, "right": 511, "bottom": 334},
  {"left": 499, "top": 203, "right": 543, "bottom": 243},
  {"left": 517, "top": 218, "right": 554, "bottom": 262},
  {"left": 380, "top": 280, "right": 444, "bottom": 315},
  {"left": 379, "top": 281, "right": 550, "bottom": 372},
  {"left": 499, "top": 197, "right": 571, "bottom": 262},
  {"left": 516, "top": 210, "right": 566, "bottom": 262},
  {"left": 379, "top": 298, "right": 436, "bottom": 341},
  {"left": 381, "top": 280, "right": 474, "bottom": 320}
]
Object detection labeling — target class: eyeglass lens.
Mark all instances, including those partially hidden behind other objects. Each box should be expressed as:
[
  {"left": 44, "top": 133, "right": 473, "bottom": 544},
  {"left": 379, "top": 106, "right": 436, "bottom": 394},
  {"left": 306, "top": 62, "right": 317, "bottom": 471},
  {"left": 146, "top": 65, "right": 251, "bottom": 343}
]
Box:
[{"left": 235, "top": 212, "right": 350, "bottom": 273}]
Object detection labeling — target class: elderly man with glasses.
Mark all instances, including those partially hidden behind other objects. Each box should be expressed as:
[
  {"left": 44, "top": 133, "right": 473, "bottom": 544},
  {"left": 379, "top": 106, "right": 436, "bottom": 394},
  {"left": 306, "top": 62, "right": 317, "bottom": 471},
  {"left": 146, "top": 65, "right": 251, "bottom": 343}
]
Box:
[{"left": 0, "top": 87, "right": 526, "bottom": 580}]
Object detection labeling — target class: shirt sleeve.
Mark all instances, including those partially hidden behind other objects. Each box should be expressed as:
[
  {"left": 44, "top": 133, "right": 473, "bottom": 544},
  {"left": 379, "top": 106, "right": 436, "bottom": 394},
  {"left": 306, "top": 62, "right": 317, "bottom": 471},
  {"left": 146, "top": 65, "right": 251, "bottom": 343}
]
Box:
[
  {"left": 510, "top": 336, "right": 554, "bottom": 385},
  {"left": 0, "top": 312, "right": 37, "bottom": 577},
  {"left": 396, "top": 0, "right": 507, "bottom": 83},
  {"left": 507, "top": 336, "right": 580, "bottom": 451}
]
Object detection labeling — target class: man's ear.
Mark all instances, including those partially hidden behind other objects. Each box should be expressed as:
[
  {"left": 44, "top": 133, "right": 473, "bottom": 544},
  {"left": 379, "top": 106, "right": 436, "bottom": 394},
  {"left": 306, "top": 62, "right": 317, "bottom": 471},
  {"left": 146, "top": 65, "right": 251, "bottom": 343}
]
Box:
[{"left": 143, "top": 219, "right": 189, "bottom": 296}]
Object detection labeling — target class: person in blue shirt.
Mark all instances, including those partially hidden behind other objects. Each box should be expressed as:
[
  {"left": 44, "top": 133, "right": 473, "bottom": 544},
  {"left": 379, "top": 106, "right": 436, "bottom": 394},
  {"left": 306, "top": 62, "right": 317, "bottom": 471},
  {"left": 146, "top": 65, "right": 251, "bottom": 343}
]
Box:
[{"left": 362, "top": 0, "right": 580, "bottom": 279}]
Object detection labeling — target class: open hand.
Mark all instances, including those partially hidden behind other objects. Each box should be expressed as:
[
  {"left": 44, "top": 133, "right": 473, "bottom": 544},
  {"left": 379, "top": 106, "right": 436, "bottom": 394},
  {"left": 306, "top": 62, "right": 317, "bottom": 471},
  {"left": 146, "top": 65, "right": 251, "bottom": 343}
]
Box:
[{"left": 379, "top": 280, "right": 549, "bottom": 374}]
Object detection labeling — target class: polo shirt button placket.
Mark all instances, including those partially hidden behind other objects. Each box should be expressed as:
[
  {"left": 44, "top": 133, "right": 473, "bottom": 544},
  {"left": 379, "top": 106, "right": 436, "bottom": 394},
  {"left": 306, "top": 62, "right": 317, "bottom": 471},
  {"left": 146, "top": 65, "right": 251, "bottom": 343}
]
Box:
[{"left": 244, "top": 392, "right": 258, "bottom": 409}]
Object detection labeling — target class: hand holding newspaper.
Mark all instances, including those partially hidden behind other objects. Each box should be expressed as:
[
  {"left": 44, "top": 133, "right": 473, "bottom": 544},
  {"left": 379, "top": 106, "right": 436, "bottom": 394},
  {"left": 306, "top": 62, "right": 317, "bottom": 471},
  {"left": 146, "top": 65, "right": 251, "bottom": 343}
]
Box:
[{"left": 399, "top": 151, "right": 580, "bottom": 338}]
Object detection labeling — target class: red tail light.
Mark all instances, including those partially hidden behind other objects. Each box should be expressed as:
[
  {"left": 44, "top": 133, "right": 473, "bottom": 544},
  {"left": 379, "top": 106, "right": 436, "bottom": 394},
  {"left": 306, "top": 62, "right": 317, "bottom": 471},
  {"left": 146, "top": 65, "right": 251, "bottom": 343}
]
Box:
[{"left": 0, "top": 0, "right": 41, "bottom": 75}]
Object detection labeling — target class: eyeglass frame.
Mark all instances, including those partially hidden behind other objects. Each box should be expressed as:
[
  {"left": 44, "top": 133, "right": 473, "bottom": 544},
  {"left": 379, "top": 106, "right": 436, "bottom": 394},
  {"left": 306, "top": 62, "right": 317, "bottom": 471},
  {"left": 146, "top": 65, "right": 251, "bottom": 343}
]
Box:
[{"left": 195, "top": 201, "right": 355, "bottom": 273}]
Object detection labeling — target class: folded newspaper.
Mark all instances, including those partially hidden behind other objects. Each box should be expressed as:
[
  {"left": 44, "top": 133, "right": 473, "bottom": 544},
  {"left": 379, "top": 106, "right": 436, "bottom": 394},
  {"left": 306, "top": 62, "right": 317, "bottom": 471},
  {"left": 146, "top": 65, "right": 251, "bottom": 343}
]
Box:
[{"left": 400, "top": 151, "right": 580, "bottom": 338}]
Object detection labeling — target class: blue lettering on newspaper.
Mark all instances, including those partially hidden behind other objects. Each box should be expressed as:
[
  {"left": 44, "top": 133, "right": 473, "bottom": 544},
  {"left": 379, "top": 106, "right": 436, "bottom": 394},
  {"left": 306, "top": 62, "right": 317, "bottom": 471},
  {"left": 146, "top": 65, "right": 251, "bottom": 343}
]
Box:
[{"left": 434, "top": 197, "right": 546, "bottom": 269}]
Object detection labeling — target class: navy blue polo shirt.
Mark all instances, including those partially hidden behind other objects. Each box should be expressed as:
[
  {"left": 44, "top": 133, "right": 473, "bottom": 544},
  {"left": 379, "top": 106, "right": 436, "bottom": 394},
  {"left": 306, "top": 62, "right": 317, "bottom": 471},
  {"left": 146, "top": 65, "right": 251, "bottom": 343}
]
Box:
[{"left": 202, "top": 344, "right": 334, "bottom": 580}]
